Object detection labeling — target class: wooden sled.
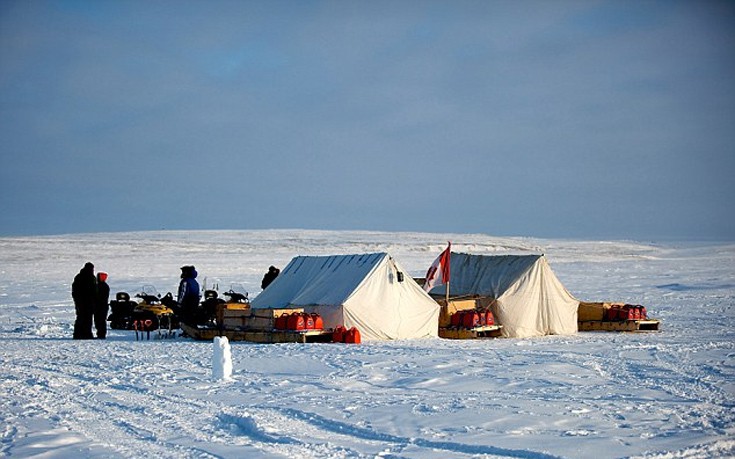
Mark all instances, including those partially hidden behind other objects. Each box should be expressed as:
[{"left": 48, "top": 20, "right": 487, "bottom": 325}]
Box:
[
  {"left": 439, "top": 325, "right": 503, "bottom": 339},
  {"left": 578, "top": 319, "right": 661, "bottom": 332},
  {"left": 180, "top": 323, "right": 333, "bottom": 343}
]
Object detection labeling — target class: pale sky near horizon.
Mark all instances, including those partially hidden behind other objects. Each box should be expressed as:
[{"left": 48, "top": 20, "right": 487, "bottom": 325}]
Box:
[{"left": 1, "top": 0, "right": 733, "bottom": 241}]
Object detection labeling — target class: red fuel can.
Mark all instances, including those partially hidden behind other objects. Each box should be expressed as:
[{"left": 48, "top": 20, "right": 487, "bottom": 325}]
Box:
[
  {"left": 311, "top": 313, "right": 324, "bottom": 330},
  {"left": 304, "top": 312, "right": 315, "bottom": 330},
  {"left": 287, "top": 313, "right": 306, "bottom": 331},
  {"left": 461, "top": 311, "right": 480, "bottom": 329},
  {"left": 275, "top": 313, "right": 288, "bottom": 330},
  {"left": 333, "top": 325, "right": 346, "bottom": 342},
  {"left": 345, "top": 327, "right": 361, "bottom": 344},
  {"left": 450, "top": 312, "right": 462, "bottom": 327},
  {"left": 485, "top": 311, "right": 495, "bottom": 326}
]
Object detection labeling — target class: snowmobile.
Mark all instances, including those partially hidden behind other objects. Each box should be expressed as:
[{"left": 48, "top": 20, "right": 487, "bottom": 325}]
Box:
[{"left": 108, "top": 285, "right": 178, "bottom": 334}]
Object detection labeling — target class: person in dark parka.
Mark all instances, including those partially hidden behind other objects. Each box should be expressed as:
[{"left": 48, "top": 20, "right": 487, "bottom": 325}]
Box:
[
  {"left": 261, "top": 265, "right": 280, "bottom": 290},
  {"left": 177, "top": 265, "right": 201, "bottom": 325},
  {"left": 94, "top": 272, "right": 110, "bottom": 339},
  {"left": 72, "top": 262, "right": 97, "bottom": 339}
]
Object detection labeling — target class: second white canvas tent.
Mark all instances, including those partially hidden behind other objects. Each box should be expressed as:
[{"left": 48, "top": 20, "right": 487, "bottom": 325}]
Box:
[
  {"left": 251, "top": 253, "right": 440, "bottom": 341},
  {"left": 430, "top": 253, "right": 579, "bottom": 338}
]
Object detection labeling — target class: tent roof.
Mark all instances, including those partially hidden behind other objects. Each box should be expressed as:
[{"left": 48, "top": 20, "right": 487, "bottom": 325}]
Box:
[
  {"left": 430, "top": 253, "right": 542, "bottom": 298},
  {"left": 251, "top": 253, "right": 388, "bottom": 309}
]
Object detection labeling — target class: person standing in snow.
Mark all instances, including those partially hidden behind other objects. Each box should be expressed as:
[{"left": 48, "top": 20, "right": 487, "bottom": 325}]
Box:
[
  {"left": 177, "top": 265, "right": 201, "bottom": 325},
  {"left": 72, "top": 262, "right": 97, "bottom": 339},
  {"left": 94, "top": 272, "right": 110, "bottom": 339},
  {"left": 261, "top": 265, "right": 280, "bottom": 290}
]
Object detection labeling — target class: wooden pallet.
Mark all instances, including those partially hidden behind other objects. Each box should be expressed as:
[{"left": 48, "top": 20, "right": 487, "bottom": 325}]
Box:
[
  {"left": 180, "top": 323, "right": 333, "bottom": 343},
  {"left": 439, "top": 325, "right": 503, "bottom": 339},
  {"left": 578, "top": 319, "right": 661, "bottom": 332}
]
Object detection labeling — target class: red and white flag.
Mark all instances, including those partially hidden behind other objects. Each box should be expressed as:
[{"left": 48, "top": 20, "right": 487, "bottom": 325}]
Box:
[{"left": 423, "top": 242, "right": 451, "bottom": 292}]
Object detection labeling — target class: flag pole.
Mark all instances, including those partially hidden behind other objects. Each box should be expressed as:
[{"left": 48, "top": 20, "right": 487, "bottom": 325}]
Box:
[{"left": 445, "top": 241, "right": 451, "bottom": 305}]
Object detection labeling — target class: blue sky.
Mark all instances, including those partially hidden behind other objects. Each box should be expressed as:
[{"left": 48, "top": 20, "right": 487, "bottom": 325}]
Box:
[{"left": 1, "top": 0, "right": 733, "bottom": 240}]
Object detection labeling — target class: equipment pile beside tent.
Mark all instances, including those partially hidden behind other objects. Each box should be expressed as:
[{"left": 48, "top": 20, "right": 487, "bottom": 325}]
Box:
[{"left": 577, "top": 301, "right": 660, "bottom": 331}]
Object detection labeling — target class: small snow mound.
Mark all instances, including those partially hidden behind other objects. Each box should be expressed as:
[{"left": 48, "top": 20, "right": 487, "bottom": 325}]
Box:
[{"left": 212, "top": 336, "right": 233, "bottom": 381}]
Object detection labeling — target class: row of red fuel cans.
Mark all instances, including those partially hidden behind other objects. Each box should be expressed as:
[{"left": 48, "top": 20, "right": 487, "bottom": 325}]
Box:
[
  {"left": 605, "top": 304, "right": 648, "bottom": 321},
  {"left": 274, "top": 312, "right": 325, "bottom": 331},
  {"left": 450, "top": 310, "right": 496, "bottom": 329}
]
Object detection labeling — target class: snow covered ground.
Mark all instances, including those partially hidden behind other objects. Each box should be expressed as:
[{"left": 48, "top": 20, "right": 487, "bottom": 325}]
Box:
[{"left": 1, "top": 230, "right": 733, "bottom": 458}]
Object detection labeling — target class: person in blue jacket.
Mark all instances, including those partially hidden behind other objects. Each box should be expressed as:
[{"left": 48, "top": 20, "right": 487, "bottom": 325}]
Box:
[{"left": 177, "top": 265, "right": 201, "bottom": 325}]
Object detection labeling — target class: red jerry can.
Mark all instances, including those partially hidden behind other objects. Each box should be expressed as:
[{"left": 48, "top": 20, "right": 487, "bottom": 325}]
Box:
[
  {"left": 345, "top": 327, "right": 361, "bottom": 344},
  {"left": 622, "top": 304, "right": 634, "bottom": 321},
  {"left": 485, "top": 311, "right": 495, "bottom": 326},
  {"left": 274, "top": 313, "right": 288, "bottom": 330},
  {"left": 333, "top": 325, "right": 346, "bottom": 343},
  {"left": 304, "top": 312, "right": 315, "bottom": 330},
  {"left": 608, "top": 305, "right": 620, "bottom": 321},
  {"left": 639, "top": 306, "right": 647, "bottom": 320},
  {"left": 450, "top": 312, "right": 462, "bottom": 327},
  {"left": 311, "top": 313, "right": 324, "bottom": 330},
  {"left": 461, "top": 311, "right": 480, "bottom": 329},
  {"left": 287, "top": 313, "right": 306, "bottom": 331}
]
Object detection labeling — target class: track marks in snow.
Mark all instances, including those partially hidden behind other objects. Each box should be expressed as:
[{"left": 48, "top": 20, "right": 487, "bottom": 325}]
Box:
[
  {"left": 2, "top": 345, "right": 228, "bottom": 458},
  {"left": 217, "top": 413, "right": 298, "bottom": 445},
  {"left": 219, "top": 405, "right": 565, "bottom": 459},
  {"left": 214, "top": 410, "right": 366, "bottom": 458}
]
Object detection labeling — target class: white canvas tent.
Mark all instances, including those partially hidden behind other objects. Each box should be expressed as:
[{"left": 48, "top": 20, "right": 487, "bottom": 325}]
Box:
[
  {"left": 430, "top": 253, "right": 579, "bottom": 338},
  {"left": 251, "top": 253, "right": 440, "bottom": 341}
]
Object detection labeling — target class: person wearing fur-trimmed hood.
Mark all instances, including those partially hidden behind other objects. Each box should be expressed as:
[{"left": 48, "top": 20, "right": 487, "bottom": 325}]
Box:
[{"left": 177, "top": 265, "right": 200, "bottom": 325}]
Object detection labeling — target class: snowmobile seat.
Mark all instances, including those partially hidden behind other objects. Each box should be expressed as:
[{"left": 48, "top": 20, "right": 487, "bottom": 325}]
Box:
[
  {"left": 116, "top": 292, "right": 130, "bottom": 302},
  {"left": 224, "top": 290, "right": 248, "bottom": 303},
  {"left": 109, "top": 292, "right": 137, "bottom": 329},
  {"left": 202, "top": 291, "right": 225, "bottom": 321}
]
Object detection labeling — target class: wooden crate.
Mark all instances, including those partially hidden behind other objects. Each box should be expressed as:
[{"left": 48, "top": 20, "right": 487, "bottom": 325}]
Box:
[
  {"left": 578, "top": 302, "right": 608, "bottom": 321},
  {"left": 216, "top": 303, "right": 250, "bottom": 325}
]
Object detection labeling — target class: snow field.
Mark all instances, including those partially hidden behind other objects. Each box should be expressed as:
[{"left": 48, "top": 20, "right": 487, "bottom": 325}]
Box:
[{"left": 1, "top": 230, "right": 733, "bottom": 458}]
